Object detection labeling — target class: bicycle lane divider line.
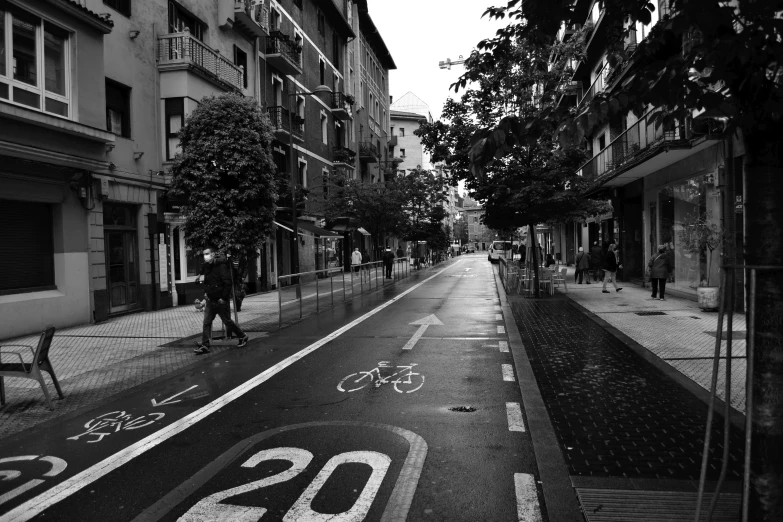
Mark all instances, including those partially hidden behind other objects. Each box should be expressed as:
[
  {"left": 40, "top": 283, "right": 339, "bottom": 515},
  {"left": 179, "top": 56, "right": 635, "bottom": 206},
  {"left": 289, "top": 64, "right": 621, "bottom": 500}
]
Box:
[{"left": 0, "top": 258, "right": 463, "bottom": 522}]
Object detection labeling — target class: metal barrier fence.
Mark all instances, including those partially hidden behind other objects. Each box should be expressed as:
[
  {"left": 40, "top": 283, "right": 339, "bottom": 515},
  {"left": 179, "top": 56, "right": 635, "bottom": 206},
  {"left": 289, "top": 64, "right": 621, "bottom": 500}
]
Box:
[{"left": 277, "top": 258, "right": 410, "bottom": 327}]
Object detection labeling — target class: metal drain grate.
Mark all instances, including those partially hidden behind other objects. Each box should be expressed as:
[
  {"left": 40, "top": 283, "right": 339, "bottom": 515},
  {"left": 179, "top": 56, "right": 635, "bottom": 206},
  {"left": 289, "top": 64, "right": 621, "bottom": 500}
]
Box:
[
  {"left": 635, "top": 311, "right": 667, "bottom": 316},
  {"left": 576, "top": 488, "right": 741, "bottom": 522},
  {"left": 449, "top": 406, "right": 477, "bottom": 412}
]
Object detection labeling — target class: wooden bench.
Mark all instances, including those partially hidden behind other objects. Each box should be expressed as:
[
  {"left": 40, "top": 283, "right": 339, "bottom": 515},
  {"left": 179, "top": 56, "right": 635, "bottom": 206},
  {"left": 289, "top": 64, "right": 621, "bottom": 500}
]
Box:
[{"left": 0, "top": 326, "right": 64, "bottom": 410}]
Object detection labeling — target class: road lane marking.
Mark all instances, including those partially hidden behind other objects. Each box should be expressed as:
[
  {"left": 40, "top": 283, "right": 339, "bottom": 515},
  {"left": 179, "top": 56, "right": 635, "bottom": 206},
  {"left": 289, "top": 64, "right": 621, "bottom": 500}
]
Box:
[
  {"left": 497, "top": 325, "right": 506, "bottom": 334},
  {"left": 150, "top": 385, "right": 198, "bottom": 407},
  {"left": 1, "top": 260, "right": 462, "bottom": 522},
  {"left": 499, "top": 341, "right": 509, "bottom": 353},
  {"left": 403, "top": 315, "right": 443, "bottom": 351},
  {"left": 495, "top": 313, "right": 503, "bottom": 320},
  {"left": 514, "top": 473, "right": 543, "bottom": 522},
  {"left": 494, "top": 305, "right": 501, "bottom": 311},
  {"left": 502, "top": 364, "right": 515, "bottom": 382},
  {"left": 506, "top": 403, "right": 526, "bottom": 432}
]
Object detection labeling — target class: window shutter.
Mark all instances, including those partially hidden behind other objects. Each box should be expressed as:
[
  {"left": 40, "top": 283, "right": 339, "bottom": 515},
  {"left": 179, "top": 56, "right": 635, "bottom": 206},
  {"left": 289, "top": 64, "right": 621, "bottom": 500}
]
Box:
[{"left": 0, "top": 200, "right": 55, "bottom": 292}]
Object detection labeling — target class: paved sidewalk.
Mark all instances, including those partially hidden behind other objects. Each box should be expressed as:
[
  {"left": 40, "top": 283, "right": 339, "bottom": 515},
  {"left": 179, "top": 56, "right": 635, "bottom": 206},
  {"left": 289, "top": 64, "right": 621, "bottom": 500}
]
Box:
[
  {"left": 0, "top": 261, "right": 425, "bottom": 441},
  {"left": 553, "top": 266, "right": 746, "bottom": 414}
]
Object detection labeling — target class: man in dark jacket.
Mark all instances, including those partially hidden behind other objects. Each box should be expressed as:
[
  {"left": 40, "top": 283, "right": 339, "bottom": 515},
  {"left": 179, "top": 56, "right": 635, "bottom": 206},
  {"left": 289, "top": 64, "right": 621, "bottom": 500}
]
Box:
[
  {"left": 590, "top": 241, "right": 604, "bottom": 282},
  {"left": 382, "top": 247, "right": 395, "bottom": 278},
  {"left": 193, "top": 247, "right": 248, "bottom": 354},
  {"left": 648, "top": 244, "right": 673, "bottom": 300}
]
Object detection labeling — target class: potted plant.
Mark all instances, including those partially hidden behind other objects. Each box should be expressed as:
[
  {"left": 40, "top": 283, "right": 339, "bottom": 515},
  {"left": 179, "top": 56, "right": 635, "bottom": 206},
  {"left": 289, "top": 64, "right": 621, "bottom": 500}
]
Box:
[
  {"left": 678, "top": 213, "right": 725, "bottom": 310},
  {"left": 344, "top": 94, "right": 355, "bottom": 106}
]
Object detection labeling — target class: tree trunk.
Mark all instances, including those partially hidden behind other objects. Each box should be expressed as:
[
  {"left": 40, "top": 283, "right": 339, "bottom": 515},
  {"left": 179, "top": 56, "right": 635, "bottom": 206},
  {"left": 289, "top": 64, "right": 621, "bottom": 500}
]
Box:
[
  {"left": 743, "top": 128, "right": 783, "bottom": 521},
  {"left": 530, "top": 223, "right": 541, "bottom": 298}
]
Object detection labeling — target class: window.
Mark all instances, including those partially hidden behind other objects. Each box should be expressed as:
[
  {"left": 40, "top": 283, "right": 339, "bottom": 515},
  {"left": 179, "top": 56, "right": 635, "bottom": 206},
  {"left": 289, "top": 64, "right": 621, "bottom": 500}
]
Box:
[
  {"left": 390, "top": 126, "right": 394, "bottom": 135},
  {"left": 322, "top": 168, "right": 330, "bottom": 200},
  {"left": 317, "top": 9, "right": 325, "bottom": 36},
  {"left": 400, "top": 148, "right": 406, "bottom": 157},
  {"left": 103, "top": 0, "right": 131, "bottom": 17},
  {"left": 168, "top": 1, "right": 204, "bottom": 40},
  {"left": 106, "top": 79, "right": 131, "bottom": 138},
  {"left": 298, "top": 159, "right": 307, "bottom": 187},
  {"left": 321, "top": 112, "right": 328, "bottom": 145},
  {"left": 319, "top": 58, "right": 325, "bottom": 86},
  {"left": 0, "top": 8, "right": 71, "bottom": 116},
  {"left": 233, "top": 45, "right": 247, "bottom": 89},
  {"left": 0, "top": 199, "right": 55, "bottom": 294},
  {"left": 296, "top": 96, "right": 305, "bottom": 120},
  {"left": 165, "top": 98, "right": 184, "bottom": 160},
  {"left": 400, "top": 128, "right": 405, "bottom": 136},
  {"left": 332, "top": 33, "right": 340, "bottom": 69},
  {"left": 270, "top": 7, "right": 281, "bottom": 31}
]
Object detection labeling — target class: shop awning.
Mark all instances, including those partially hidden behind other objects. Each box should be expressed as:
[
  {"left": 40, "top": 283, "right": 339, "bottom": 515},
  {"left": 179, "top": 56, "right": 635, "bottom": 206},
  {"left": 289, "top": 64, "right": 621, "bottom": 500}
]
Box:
[
  {"left": 357, "top": 227, "right": 371, "bottom": 236},
  {"left": 273, "top": 220, "right": 296, "bottom": 233},
  {"left": 296, "top": 221, "right": 342, "bottom": 239}
]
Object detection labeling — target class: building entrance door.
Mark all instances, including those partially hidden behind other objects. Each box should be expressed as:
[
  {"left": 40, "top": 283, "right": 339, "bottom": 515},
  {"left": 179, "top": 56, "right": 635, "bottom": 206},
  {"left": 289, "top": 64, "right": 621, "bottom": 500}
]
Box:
[{"left": 103, "top": 204, "right": 140, "bottom": 314}]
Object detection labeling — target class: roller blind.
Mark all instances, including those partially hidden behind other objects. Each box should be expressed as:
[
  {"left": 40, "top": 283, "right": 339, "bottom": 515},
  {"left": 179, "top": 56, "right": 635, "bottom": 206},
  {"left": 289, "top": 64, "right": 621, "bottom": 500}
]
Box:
[{"left": 0, "top": 199, "right": 55, "bottom": 293}]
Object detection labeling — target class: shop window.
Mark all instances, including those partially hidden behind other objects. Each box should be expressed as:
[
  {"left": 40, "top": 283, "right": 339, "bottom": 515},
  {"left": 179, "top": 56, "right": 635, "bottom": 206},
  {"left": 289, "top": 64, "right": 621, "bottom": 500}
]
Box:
[
  {"left": 0, "top": 8, "right": 71, "bottom": 116},
  {"left": 0, "top": 199, "right": 54, "bottom": 294},
  {"left": 186, "top": 244, "right": 203, "bottom": 277},
  {"left": 168, "top": 1, "right": 204, "bottom": 41},
  {"left": 165, "top": 98, "right": 184, "bottom": 160},
  {"left": 233, "top": 45, "right": 247, "bottom": 89},
  {"left": 103, "top": 0, "right": 131, "bottom": 17},
  {"left": 106, "top": 79, "right": 131, "bottom": 138}
]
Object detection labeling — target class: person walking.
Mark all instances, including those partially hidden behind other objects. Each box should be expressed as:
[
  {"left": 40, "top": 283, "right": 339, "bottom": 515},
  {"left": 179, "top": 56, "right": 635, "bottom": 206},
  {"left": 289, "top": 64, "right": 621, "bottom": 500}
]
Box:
[
  {"left": 590, "top": 241, "right": 604, "bottom": 282},
  {"left": 193, "top": 247, "right": 248, "bottom": 355},
  {"left": 382, "top": 246, "right": 395, "bottom": 278},
  {"left": 351, "top": 247, "right": 362, "bottom": 273},
  {"left": 648, "top": 245, "right": 673, "bottom": 300},
  {"left": 396, "top": 245, "right": 404, "bottom": 260},
  {"left": 601, "top": 243, "right": 623, "bottom": 293},
  {"left": 575, "top": 247, "right": 591, "bottom": 284}
]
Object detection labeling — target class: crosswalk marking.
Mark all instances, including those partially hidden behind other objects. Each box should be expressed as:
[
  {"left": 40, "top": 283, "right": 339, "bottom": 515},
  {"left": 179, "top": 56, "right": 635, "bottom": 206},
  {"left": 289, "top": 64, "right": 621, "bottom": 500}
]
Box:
[
  {"left": 495, "top": 313, "right": 503, "bottom": 320},
  {"left": 514, "top": 473, "right": 543, "bottom": 522},
  {"left": 506, "top": 402, "right": 526, "bottom": 432},
  {"left": 499, "top": 341, "right": 509, "bottom": 353},
  {"left": 502, "top": 364, "right": 515, "bottom": 382},
  {"left": 497, "top": 325, "right": 506, "bottom": 334}
]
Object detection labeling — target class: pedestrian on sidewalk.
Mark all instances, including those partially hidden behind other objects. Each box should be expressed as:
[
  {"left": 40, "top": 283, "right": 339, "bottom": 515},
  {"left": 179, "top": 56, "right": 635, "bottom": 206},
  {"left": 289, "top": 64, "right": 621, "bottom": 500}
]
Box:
[
  {"left": 396, "top": 245, "right": 404, "bottom": 260},
  {"left": 193, "top": 247, "right": 248, "bottom": 354},
  {"left": 590, "top": 241, "right": 604, "bottom": 282},
  {"left": 601, "top": 244, "right": 623, "bottom": 293},
  {"left": 575, "top": 247, "right": 591, "bottom": 284},
  {"left": 351, "top": 248, "right": 362, "bottom": 273},
  {"left": 382, "top": 247, "right": 395, "bottom": 278},
  {"left": 648, "top": 245, "right": 673, "bottom": 300}
]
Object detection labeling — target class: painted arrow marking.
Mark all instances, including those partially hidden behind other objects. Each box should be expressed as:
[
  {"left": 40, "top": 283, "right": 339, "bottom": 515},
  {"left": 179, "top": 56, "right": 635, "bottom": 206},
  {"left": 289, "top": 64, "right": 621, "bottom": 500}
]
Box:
[
  {"left": 402, "top": 314, "right": 443, "bottom": 351},
  {"left": 465, "top": 268, "right": 472, "bottom": 271},
  {"left": 151, "top": 385, "right": 199, "bottom": 407}
]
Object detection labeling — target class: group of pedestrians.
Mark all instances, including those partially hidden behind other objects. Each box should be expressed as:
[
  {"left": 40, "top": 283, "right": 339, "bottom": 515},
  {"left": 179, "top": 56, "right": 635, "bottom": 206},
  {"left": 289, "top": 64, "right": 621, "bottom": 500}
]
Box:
[
  {"left": 352, "top": 246, "right": 406, "bottom": 279},
  {"left": 575, "top": 241, "right": 623, "bottom": 294}
]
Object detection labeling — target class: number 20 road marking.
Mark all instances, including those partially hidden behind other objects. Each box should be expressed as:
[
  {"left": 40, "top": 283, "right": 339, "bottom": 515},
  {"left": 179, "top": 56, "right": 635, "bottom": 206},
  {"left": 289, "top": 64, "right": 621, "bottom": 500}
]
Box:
[{"left": 179, "top": 447, "right": 391, "bottom": 522}]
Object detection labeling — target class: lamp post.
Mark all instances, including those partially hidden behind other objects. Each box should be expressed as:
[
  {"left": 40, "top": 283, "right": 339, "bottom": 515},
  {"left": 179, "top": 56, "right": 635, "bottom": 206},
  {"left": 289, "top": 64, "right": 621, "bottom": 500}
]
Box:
[{"left": 288, "top": 84, "right": 332, "bottom": 277}]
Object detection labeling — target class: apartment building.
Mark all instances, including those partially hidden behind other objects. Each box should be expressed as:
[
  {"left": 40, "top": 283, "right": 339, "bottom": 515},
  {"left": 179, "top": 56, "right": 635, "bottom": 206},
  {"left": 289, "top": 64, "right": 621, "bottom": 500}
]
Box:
[
  {"left": 461, "top": 195, "right": 493, "bottom": 251},
  {"left": 557, "top": 0, "right": 738, "bottom": 301},
  {"left": 389, "top": 91, "right": 432, "bottom": 172}
]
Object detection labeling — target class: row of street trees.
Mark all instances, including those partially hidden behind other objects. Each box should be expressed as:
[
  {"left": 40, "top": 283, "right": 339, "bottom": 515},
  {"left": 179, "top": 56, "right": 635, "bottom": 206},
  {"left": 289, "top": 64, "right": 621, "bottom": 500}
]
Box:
[{"left": 417, "top": 0, "right": 781, "bottom": 517}]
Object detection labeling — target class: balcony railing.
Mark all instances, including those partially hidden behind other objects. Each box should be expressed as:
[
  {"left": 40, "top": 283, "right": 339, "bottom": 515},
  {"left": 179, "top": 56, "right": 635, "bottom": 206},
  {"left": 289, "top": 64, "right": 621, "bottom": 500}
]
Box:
[
  {"left": 358, "top": 141, "right": 379, "bottom": 162},
  {"left": 267, "top": 106, "right": 304, "bottom": 141},
  {"left": 577, "top": 61, "right": 610, "bottom": 109},
  {"left": 578, "top": 112, "right": 690, "bottom": 182},
  {"left": 234, "top": 0, "right": 270, "bottom": 37},
  {"left": 265, "top": 31, "right": 302, "bottom": 75},
  {"left": 332, "top": 146, "right": 356, "bottom": 167},
  {"left": 330, "top": 92, "right": 352, "bottom": 120},
  {"left": 158, "top": 32, "right": 244, "bottom": 91}
]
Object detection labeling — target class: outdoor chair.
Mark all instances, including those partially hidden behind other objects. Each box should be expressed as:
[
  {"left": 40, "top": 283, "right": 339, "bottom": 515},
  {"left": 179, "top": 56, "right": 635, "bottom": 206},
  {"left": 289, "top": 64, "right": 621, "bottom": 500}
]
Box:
[
  {"left": 552, "top": 267, "right": 568, "bottom": 292},
  {"left": 0, "top": 326, "right": 64, "bottom": 410},
  {"left": 539, "top": 268, "right": 554, "bottom": 295}
]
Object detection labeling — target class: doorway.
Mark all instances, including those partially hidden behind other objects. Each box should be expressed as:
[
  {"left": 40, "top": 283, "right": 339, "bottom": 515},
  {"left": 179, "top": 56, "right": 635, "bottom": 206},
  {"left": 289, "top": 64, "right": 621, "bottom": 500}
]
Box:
[{"left": 103, "top": 204, "right": 140, "bottom": 314}]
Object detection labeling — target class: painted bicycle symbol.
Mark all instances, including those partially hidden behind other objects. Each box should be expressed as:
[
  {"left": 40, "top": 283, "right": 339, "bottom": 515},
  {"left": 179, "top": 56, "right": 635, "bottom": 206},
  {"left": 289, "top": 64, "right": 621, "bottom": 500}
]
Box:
[
  {"left": 337, "top": 361, "right": 424, "bottom": 394},
  {"left": 66, "top": 410, "right": 166, "bottom": 443}
]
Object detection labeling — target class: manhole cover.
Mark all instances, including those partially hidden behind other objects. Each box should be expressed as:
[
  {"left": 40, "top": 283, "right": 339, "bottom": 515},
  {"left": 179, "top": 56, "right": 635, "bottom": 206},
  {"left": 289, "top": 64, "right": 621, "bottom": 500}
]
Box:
[
  {"left": 635, "top": 311, "right": 667, "bottom": 316},
  {"left": 449, "top": 406, "right": 477, "bottom": 413}
]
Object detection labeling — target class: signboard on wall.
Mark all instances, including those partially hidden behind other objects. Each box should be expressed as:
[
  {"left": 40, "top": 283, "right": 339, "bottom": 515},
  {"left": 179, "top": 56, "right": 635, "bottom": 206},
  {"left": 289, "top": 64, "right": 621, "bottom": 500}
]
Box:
[{"left": 159, "top": 233, "right": 169, "bottom": 291}]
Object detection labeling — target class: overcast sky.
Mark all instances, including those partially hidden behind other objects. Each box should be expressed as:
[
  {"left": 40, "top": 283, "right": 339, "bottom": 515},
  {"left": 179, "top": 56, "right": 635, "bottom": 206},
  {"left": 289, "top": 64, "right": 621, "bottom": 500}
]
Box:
[{"left": 368, "top": 0, "right": 506, "bottom": 122}]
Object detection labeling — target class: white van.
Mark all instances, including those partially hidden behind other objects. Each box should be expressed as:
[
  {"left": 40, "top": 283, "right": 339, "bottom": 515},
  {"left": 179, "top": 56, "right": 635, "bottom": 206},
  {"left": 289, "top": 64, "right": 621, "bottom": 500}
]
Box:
[{"left": 488, "top": 241, "right": 512, "bottom": 263}]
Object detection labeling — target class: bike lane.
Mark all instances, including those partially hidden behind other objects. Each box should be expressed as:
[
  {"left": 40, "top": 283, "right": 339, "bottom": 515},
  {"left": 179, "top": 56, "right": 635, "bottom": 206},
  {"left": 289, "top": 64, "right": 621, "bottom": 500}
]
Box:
[{"left": 1, "top": 256, "right": 544, "bottom": 521}]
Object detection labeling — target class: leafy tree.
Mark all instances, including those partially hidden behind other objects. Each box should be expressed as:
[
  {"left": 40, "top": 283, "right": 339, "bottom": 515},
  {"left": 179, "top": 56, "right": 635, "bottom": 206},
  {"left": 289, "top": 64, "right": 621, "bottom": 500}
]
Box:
[
  {"left": 169, "top": 93, "right": 280, "bottom": 308},
  {"left": 468, "top": 0, "right": 783, "bottom": 516},
  {"left": 397, "top": 168, "right": 448, "bottom": 263},
  {"left": 454, "top": 218, "right": 470, "bottom": 245}
]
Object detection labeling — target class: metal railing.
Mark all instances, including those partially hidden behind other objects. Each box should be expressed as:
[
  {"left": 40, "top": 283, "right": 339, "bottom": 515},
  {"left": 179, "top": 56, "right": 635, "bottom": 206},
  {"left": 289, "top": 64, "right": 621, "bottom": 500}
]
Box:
[
  {"left": 277, "top": 258, "right": 410, "bottom": 327},
  {"left": 331, "top": 92, "right": 350, "bottom": 111},
  {"left": 359, "top": 141, "right": 379, "bottom": 158},
  {"left": 577, "top": 111, "right": 689, "bottom": 181},
  {"left": 332, "top": 146, "right": 356, "bottom": 165},
  {"left": 266, "top": 31, "right": 302, "bottom": 68},
  {"left": 577, "top": 61, "right": 610, "bottom": 109},
  {"left": 158, "top": 32, "right": 244, "bottom": 91},
  {"left": 267, "top": 106, "right": 304, "bottom": 140}
]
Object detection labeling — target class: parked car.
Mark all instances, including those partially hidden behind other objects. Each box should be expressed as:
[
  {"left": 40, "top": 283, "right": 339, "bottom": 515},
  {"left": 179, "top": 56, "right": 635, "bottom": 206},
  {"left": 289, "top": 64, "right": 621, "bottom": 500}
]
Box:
[
  {"left": 463, "top": 245, "right": 476, "bottom": 254},
  {"left": 488, "top": 241, "right": 512, "bottom": 263}
]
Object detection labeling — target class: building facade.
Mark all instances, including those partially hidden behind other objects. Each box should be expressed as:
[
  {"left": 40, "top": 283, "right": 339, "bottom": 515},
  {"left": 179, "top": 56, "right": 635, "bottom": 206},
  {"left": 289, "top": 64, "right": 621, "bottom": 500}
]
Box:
[{"left": 389, "top": 91, "right": 432, "bottom": 173}]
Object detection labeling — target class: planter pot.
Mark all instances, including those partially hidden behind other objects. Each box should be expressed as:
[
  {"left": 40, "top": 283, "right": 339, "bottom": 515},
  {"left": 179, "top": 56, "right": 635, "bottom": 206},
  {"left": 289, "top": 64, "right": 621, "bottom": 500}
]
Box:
[{"left": 697, "top": 286, "right": 720, "bottom": 311}]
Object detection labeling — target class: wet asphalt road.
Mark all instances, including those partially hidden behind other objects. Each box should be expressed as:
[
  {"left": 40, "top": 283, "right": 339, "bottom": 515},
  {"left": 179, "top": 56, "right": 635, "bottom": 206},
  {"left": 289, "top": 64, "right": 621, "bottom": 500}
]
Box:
[{"left": 0, "top": 255, "right": 542, "bottom": 521}]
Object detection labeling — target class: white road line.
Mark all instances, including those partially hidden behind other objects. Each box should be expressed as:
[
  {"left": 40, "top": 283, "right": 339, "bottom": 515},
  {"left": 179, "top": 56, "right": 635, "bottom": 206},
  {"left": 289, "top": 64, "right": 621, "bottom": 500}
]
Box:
[
  {"left": 495, "top": 313, "right": 503, "bottom": 321},
  {"left": 514, "top": 473, "right": 543, "bottom": 522},
  {"left": 506, "top": 402, "right": 526, "bottom": 432},
  {"left": 494, "top": 305, "right": 502, "bottom": 311},
  {"left": 499, "top": 341, "right": 509, "bottom": 353},
  {"left": 402, "top": 324, "right": 428, "bottom": 351},
  {"left": 502, "top": 364, "right": 516, "bottom": 382},
  {"left": 497, "top": 325, "right": 506, "bottom": 334},
  {"left": 0, "top": 261, "right": 463, "bottom": 522}
]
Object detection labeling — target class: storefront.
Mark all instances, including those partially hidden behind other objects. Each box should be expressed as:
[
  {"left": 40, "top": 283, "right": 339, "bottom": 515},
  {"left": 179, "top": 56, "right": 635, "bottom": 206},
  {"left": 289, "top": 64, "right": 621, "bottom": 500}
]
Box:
[{"left": 644, "top": 144, "right": 723, "bottom": 297}]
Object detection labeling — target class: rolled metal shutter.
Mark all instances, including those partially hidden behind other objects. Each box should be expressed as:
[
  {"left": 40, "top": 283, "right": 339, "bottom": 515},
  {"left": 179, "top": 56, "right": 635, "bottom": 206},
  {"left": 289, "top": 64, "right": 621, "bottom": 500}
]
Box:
[{"left": 0, "top": 199, "right": 55, "bottom": 292}]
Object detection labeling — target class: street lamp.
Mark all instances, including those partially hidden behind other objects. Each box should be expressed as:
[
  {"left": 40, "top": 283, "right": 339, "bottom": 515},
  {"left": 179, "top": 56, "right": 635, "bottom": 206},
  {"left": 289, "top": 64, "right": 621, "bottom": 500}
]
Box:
[{"left": 288, "top": 84, "right": 332, "bottom": 276}]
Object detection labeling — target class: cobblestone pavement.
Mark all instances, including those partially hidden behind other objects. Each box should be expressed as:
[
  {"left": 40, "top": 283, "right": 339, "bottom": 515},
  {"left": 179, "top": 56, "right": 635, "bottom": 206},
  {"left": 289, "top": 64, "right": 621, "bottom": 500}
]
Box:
[
  {"left": 0, "top": 262, "right": 423, "bottom": 441},
  {"left": 559, "top": 267, "right": 746, "bottom": 413},
  {"left": 509, "top": 294, "right": 745, "bottom": 481}
]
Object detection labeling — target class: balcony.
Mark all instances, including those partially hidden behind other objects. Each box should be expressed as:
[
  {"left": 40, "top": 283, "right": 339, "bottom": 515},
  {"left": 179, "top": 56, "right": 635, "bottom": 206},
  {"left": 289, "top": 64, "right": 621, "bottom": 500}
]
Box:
[
  {"left": 577, "top": 61, "right": 610, "bottom": 110},
  {"left": 158, "top": 32, "right": 244, "bottom": 92},
  {"left": 388, "top": 135, "right": 398, "bottom": 148},
  {"left": 332, "top": 146, "right": 356, "bottom": 169},
  {"left": 265, "top": 31, "right": 302, "bottom": 76},
  {"left": 330, "top": 92, "right": 353, "bottom": 120},
  {"left": 267, "top": 106, "right": 304, "bottom": 142},
  {"left": 358, "top": 141, "right": 379, "bottom": 163},
  {"left": 233, "top": 0, "right": 269, "bottom": 38},
  {"left": 578, "top": 112, "right": 720, "bottom": 190}
]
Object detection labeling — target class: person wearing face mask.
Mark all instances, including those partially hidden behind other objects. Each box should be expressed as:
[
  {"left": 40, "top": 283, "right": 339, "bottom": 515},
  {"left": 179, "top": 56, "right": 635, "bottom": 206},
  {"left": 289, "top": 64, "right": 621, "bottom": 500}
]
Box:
[{"left": 193, "top": 247, "right": 249, "bottom": 354}]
